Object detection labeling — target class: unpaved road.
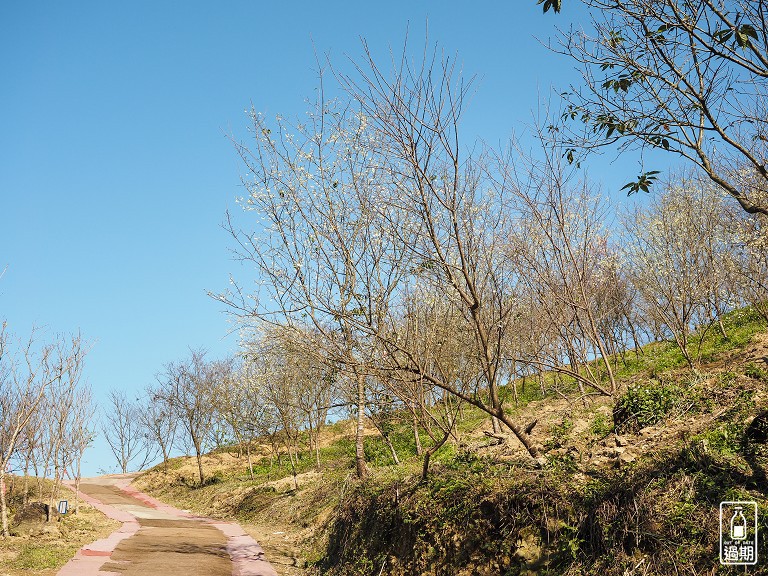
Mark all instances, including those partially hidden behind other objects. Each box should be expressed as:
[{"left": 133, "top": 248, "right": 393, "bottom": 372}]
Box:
[{"left": 57, "top": 475, "right": 278, "bottom": 576}]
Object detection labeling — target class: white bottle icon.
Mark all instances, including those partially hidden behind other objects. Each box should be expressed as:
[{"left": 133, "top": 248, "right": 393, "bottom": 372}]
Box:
[{"left": 731, "top": 506, "right": 747, "bottom": 540}]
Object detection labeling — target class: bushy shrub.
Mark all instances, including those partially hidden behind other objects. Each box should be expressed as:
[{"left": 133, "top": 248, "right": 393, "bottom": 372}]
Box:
[{"left": 613, "top": 379, "right": 685, "bottom": 433}]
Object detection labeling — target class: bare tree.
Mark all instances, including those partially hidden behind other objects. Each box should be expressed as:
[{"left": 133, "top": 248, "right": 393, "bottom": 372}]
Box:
[
  {"left": 503, "top": 152, "right": 620, "bottom": 396},
  {"left": 45, "top": 338, "right": 88, "bottom": 511},
  {"left": 0, "top": 326, "right": 86, "bottom": 537},
  {"left": 289, "top": 340, "right": 337, "bottom": 471},
  {"left": 622, "top": 175, "right": 738, "bottom": 365},
  {"left": 382, "top": 288, "right": 468, "bottom": 479},
  {"left": 213, "top": 363, "right": 263, "bottom": 479},
  {"left": 101, "top": 389, "right": 154, "bottom": 474},
  {"left": 248, "top": 335, "right": 306, "bottom": 489},
  {"left": 217, "top": 77, "right": 411, "bottom": 478},
  {"left": 161, "top": 350, "right": 226, "bottom": 486},
  {"left": 66, "top": 384, "right": 94, "bottom": 514},
  {"left": 338, "top": 42, "right": 544, "bottom": 457},
  {"left": 138, "top": 383, "right": 178, "bottom": 472}
]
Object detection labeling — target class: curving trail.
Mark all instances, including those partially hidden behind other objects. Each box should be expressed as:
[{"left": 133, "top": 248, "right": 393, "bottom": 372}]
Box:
[{"left": 57, "top": 474, "right": 278, "bottom": 576}]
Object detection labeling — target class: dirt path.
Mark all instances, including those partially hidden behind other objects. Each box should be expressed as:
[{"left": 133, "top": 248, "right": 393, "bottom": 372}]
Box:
[{"left": 56, "top": 475, "right": 278, "bottom": 576}]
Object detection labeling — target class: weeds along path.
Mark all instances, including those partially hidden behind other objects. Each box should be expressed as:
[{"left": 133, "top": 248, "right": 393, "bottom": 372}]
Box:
[{"left": 56, "top": 474, "right": 278, "bottom": 576}]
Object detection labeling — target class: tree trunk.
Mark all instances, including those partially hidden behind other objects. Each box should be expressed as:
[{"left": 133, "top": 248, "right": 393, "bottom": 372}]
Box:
[
  {"left": 73, "top": 465, "right": 82, "bottom": 515},
  {"left": 498, "top": 412, "right": 539, "bottom": 458},
  {"left": 286, "top": 441, "right": 298, "bottom": 490},
  {"left": 0, "top": 469, "right": 9, "bottom": 538},
  {"left": 48, "top": 461, "right": 61, "bottom": 519},
  {"left": 354, "top": 372, "right": 368, "bottom": 479},
  {"left": 383, "top": 434, "right": 400, "bottom": 465},
  {"left": 421, "top": 430, "right": 451, "bottom": 481},
  {"left": 194, "top": 440, "right": 205, "bottom": 486},
  {"left": 313, "top": 420, "right": 322, "bottom": 471},
  {"left": 717, "top": 316, "right": 727, "bottom": 339},
  {"left": 412, "top": 412, "right": 423, "bottom": 457},
  {"left": 307, "top": 419, "right": 321, "bottom": 470},
  {"left": 245, "top": 443, "right": 255, "bottom": 481},
  {"left": 23, "top": 467, "right": 29, "bottom": 506}
]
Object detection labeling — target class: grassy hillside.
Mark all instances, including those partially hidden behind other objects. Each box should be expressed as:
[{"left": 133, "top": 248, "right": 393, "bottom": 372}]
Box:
[{"left": 135, "top": 308, "right": 768, "bottom": 575}]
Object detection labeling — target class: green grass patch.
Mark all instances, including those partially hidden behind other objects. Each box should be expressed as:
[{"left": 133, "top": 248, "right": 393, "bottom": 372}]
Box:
[
  {"left": 610, "top": 306, "right": 766, "bottom": 382},
  {"left": 10, "top": 542, "right": 80, "bottom": 570},
  {"left": 589, "top": 413, "right": 613, "bottom": 437},
  {"left": 744, "top": 362, "right": 768, "bottom": 382},
  {"left": 613, "top": 377, "right": 700, "bottom": 433},
  {"left": 692, "top": 422, "right": 744, "bottom": 457}
]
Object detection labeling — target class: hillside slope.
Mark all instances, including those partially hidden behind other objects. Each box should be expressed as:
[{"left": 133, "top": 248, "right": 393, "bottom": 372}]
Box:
[{"left": 135, "top": 311, "right": 768, "bottom": 575}]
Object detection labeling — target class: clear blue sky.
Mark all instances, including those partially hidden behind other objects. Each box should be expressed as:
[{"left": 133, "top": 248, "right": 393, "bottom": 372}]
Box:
[{"left": 0, "top": 1, "right": 654, "bottom": 476}]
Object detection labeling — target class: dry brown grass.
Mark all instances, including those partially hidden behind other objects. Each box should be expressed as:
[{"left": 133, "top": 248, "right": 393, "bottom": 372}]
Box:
[{"left": 0, "top": 482, "right": 120, "bottom": 576}]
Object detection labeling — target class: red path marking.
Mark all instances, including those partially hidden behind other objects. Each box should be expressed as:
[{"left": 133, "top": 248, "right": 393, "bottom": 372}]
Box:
[{"left": 79, "top": 549, "right": 112, "bottom": 557}]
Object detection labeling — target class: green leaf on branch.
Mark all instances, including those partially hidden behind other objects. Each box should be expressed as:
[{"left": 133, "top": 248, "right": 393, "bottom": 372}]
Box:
[
  {"left": 594, "top": 114, "right": 637, "bottom": 138},
  {"left": 602, "top": 70, "right": 646, "bottom": 93},
  {"left": 713, "top": 29, "right": 733, "bottom": 44},
  {"left": 607, "top": 30, "right": 625, "bottom": 47},
  {"left": 646, "top": 24, "right": 671, "bottom": 44},
  {"left": 563, "top": 148, "right": 580, "bottom": 167},
  {"left": 736, "top": 24, "right": 758, "bottom": 48},
  {"left": 621, "top": 171, "right": 661, "bottom": 195},
  {"left": 714, "top": 24, "right": 757, "bottom": 48},
  {"left": 537, "top": 0, "right": 562, "bottom": 13}
]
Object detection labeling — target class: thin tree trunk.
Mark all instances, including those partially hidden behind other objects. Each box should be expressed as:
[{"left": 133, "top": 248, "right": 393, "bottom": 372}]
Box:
[
  {"left": 510, "top": 361, "right": 519, "bottom": 407},
  {"left": 421, "top": 430, "right": 451, "bottom": 481},
  {"left": 354, "top": 372, "right": 368, "bottom": 479},
  {"left": 194, "top": 441, "right": 205, "bottom": 486},
  {"left": 627, "top": 314, "right": 643, "bottom": 358},
  {"left": 286, "top": 440, "right": 298, "bottom": 490},
  {"left": 307, "top": 419, "right": 322, "bottom": 470},
  {"left": 48, "top": 462, "right": 60, "bottom": 519},
  {"left": 313, "top": 419, "right": 322, "bottom": 471},
  {"left": 73, "top": 463, "right": 82, "bottom": 515},
  {"left": 383, "top": 434, "right": 400, "bottom": 465},
  {"left": 23, "top": 467, "right": 29, "bottom": 506},
  {"left": 245, "top": 443, "right": 255, "bottom": 481},
  {"left": 412, "top": 411, "right": 423, "bottom": 456},
  {"left": 512, "top": 380, "right": 519, "bottom": 407},
  {"left": 717, "top": 316, "right": 727, "bottom": 339},
  {"left": 0, "top": 469, "right": 9, "bottom": 537}
]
